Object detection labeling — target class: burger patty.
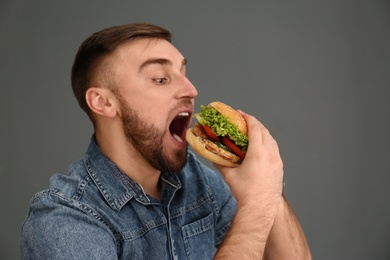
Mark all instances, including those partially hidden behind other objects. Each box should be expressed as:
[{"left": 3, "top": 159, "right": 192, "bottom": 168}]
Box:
[{"left": 192, "top": 123, "right": 243, "bottom": 164}]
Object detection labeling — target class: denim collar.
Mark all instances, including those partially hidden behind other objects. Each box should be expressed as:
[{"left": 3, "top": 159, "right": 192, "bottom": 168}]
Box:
[{"left": 84, "top": 136, "right": 182, "bottom": 211}]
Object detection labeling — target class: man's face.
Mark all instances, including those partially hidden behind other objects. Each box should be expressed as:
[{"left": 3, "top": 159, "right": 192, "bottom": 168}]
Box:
[{"left": 108, "top": 38, "right": 198, "bottom": 172}]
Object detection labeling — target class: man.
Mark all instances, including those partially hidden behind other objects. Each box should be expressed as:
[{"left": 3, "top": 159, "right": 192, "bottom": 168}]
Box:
[{"left": 21, "top": 23, "right": 311, "bottom": 259}]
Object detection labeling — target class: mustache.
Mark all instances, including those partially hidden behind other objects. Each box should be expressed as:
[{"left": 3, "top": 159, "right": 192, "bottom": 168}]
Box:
[{"left": 173, "top": 98, "right": 193, "bottom": 111}]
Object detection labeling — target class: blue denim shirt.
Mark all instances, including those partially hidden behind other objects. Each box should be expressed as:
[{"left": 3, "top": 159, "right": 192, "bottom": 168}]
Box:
[{"left": 21, "top": 137, "right": 237, "bottom": 259}]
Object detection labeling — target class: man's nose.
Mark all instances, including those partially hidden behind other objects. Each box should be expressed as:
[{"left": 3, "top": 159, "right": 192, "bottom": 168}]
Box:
[{"left": 176, "top": 76, "right": 198, "bottom": 99}]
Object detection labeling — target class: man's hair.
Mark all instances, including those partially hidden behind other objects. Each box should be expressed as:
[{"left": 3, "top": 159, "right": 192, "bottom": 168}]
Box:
[{"left": 71, "top": 23, "right": 172, "bottom": 120}]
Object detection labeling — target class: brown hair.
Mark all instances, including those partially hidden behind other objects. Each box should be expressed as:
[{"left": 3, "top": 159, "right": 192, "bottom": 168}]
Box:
[{"left": 71, "top": 23, "right": 172, "bottom": 119}]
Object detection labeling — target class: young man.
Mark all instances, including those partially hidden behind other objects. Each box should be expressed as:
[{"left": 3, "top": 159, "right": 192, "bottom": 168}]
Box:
[{"left": 21, "top": 23, "right": 311, "bottom": 259}]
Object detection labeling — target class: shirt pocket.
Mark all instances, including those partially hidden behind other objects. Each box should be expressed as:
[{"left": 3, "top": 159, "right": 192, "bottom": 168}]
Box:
[{"left": 181, "top": 212, "right": 215, "bottom": 260}]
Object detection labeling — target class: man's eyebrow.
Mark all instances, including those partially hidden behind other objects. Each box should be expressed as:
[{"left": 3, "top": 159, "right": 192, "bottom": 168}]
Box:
[{"left": 138, "top": 58, "right": 187, "bottom": 73}]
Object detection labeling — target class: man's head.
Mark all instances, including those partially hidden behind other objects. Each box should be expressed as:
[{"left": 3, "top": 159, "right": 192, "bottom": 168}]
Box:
[
  {"left": 71, "top": 23, "right": 197, "bottom": 173},
  {"left": 71, "top": 23, "right": 172, "bottom": 121}
]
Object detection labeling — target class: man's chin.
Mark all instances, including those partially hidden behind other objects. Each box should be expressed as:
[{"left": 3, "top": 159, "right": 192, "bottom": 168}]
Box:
[{"left": 164, "top": 147, "right": 188, "bottom": 173}]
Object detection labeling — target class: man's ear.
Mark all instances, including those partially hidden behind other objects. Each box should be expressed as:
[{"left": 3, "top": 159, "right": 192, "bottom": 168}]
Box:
[{"left": 85, "top": 87, "right": 118, "bottom": 118}]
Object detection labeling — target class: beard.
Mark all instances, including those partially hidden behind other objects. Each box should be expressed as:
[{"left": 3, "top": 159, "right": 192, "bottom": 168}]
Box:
[{"left": 116, "top": 96, "right": 188, "bottom": 173}]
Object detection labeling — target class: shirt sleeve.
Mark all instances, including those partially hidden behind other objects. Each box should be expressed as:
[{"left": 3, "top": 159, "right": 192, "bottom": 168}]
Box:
[{"left": 20, "top": 190, "right": 118, "bottom": 260}]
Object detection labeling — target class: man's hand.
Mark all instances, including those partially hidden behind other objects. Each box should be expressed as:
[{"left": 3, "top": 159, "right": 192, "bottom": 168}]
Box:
[
  {"left": 214, "top": 111, "right": 311, "bottom": 259},
  {"left": 215, "top": 110, "right": 284, "bottom": 207}
]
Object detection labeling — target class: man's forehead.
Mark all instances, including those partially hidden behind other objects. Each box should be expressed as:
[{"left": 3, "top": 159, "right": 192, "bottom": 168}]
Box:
[{"left": 113, "top": 38, "right": 184, "bottom": 64}]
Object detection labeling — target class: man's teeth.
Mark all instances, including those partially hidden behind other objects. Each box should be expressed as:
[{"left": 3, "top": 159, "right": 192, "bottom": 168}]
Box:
[
  {"left": 178, "top": 112, "right": 189, "bottom": 117},
  {"left": 173, "top": 133, "right": 183, "bottom": 143}
]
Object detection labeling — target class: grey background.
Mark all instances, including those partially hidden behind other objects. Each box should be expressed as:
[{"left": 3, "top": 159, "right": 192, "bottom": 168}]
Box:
[{"left": 1, "top": 1, "right": 389, "bottom": 259}]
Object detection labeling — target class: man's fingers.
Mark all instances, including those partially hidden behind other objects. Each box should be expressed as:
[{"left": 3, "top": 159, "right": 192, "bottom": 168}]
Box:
[
  {"left": 241, "top": 111, "right": 280, "bottom": 159},
  {"left": 241, "top": 112, "right": 264, "bottom": 145}
]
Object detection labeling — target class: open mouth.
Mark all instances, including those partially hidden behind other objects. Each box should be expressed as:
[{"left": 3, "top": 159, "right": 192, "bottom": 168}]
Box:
[{"left": 169, "top": 112, "right": 191, "bottom": 143}]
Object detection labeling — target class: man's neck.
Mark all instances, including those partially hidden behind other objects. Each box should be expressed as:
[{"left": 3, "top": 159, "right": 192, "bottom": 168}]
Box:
[{"left": 95, "top": 130, "right": 162, "bottom": 200}]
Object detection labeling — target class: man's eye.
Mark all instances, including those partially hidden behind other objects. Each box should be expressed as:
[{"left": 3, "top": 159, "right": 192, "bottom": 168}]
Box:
[{"left": 153, "top": 78, "right": 168, "bottom": 84}]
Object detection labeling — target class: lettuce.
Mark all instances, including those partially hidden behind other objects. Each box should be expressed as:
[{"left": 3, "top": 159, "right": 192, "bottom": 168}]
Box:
[{"left": 195, "top": 105, "right": 248, "bottom": 151}]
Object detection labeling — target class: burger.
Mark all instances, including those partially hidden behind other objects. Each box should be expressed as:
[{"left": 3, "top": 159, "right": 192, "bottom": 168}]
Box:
[{"left": 186, "top": 101, "right": 248, "bottom": 167}]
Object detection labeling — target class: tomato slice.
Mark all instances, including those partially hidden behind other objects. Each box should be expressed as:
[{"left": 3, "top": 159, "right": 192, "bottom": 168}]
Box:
[
  {"left": 203, "top": 124, "right": 220, "bottom": 142},
  {"left": 221, "top": 137, "right": 246, "bottom": 159}
]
